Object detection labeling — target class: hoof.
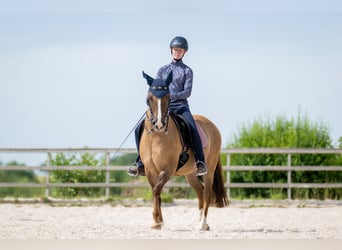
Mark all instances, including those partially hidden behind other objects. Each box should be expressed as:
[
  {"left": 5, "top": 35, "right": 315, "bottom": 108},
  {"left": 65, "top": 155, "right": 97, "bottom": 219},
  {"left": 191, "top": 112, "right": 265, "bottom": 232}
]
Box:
[
  {"left": 151, "top": 222, "right": 162, "bottom": 230},
  {"left": 200, "top": 224, "right": 210, "bottom": 231}
]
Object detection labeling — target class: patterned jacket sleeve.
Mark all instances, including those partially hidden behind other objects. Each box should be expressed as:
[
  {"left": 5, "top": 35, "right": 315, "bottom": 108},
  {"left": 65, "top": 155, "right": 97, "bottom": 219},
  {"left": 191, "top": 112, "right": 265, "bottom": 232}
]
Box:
[{"left": 170, "top": 67, "right": 193, "bottom": 101}]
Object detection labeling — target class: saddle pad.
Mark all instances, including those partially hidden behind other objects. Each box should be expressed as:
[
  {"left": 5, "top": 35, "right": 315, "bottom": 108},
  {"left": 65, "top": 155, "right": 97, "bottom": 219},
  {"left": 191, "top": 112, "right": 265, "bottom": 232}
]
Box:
[{"left": 195, "top": 122, "right": 208, "bottom": 148}]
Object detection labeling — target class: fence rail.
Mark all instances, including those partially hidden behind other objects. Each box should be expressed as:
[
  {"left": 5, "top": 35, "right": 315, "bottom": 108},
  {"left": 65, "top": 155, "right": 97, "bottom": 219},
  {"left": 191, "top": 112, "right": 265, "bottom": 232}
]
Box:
[{"left": 1, "top": 148, "right": 342, "bottom": 200}]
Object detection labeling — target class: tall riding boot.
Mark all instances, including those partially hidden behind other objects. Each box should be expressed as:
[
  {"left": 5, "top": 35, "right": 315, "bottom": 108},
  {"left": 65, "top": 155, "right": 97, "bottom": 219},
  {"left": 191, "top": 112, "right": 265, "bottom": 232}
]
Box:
[
  {"left": 127, "top": 120, "right": 146, "bottom": 177},
  {"left": 192, "top": 127, "right": 208, "bottom": 176}
]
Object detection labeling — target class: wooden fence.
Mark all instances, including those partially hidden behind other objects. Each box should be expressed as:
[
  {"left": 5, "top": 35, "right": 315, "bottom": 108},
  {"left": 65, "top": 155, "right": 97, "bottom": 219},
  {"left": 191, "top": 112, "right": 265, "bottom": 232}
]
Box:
[{"left": 1, "top": 148, "right": 342, "bottom": 200}]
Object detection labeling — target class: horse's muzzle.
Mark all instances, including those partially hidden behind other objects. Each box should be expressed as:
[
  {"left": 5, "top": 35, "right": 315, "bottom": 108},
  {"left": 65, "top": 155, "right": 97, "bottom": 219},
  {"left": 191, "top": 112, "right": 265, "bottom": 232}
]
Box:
[{"left": 152, "top": 120, "right": 167, "bottom": 132}]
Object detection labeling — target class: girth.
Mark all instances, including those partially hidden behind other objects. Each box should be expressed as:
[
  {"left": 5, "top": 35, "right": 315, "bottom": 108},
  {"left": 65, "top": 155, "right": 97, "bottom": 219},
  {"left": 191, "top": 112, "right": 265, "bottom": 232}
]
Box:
[{"left": 169, "top": 112, "right": 210, "bottom": 170}]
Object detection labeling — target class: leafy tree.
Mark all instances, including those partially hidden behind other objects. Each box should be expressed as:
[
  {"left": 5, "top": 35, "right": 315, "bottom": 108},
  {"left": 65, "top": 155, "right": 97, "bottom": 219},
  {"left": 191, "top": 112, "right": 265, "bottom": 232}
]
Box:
[
  {"left": 50, "top": 153, "right": 106, "bottom": 197},
  {"left": 0, "top": 161, "right": 44, "bottom": 197},
  {"left": 110, "top": 153, "right": 137, "bottom": 196},
  {"left": 227, "top": 112, "right": 341, "bottom": 199}
]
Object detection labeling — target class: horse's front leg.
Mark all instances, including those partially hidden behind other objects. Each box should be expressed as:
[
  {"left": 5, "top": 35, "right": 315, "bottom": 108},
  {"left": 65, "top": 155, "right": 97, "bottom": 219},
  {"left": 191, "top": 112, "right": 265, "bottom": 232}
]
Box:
[
  {"left": 151, "top": 170, "right": 169, "bottom": 229},
  {"left": 152, "top": 195, "right": 162, "bottom": 229}
]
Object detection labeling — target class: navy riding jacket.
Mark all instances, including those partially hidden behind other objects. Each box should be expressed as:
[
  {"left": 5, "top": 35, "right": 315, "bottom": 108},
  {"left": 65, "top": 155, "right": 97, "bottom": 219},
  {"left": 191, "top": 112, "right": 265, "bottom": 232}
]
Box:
[{"left": 156, "top": 60, "right": 193, "bottom": 109}]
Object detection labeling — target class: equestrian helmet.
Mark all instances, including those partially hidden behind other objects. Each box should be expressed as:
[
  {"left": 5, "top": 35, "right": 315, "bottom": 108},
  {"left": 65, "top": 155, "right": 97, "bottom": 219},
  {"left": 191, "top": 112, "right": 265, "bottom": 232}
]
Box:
[{"left": 169, "top": 36, "right": 188, "bottom": 51}]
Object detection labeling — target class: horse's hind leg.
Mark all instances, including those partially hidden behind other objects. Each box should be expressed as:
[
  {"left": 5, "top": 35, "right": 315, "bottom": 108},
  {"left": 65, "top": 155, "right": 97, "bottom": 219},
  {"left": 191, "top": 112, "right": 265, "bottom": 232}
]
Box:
[
  {"left": 150, "top": 171, "right": 170, "bottom": 229},
  {"left": 186, "top": 174, "right": 211, "bottom": 230},
  {"left": 199, "top": 173, "right": 215, "bottom": 231}
]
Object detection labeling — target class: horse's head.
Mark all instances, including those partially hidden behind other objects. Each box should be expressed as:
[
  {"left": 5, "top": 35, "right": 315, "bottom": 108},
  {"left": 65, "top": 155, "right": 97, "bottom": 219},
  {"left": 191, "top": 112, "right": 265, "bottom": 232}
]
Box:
[{"left": 143, "top": 71, "right": 173, "bottom": 132}]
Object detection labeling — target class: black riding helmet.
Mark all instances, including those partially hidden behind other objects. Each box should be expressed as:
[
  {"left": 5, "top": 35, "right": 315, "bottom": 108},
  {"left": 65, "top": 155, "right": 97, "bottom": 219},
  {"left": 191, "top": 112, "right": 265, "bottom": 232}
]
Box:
[{"left": 169, "top": 36, "right": 188, "bottom": 51}]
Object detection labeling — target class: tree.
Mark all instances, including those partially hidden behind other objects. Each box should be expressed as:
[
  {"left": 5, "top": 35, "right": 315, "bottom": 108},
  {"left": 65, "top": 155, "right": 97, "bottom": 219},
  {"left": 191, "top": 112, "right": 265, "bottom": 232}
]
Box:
[
  {"left": 0, "top": 161, "right": 43, "bottom": 197},
  {"left": 50, "top": 153, "right": 106, "bottom": 197},
  {"left": 110, "top": 153, "right": 137, "bottom": 196},
  {"left": 227, "top": 112, "right": 341, "bottom": 199}
]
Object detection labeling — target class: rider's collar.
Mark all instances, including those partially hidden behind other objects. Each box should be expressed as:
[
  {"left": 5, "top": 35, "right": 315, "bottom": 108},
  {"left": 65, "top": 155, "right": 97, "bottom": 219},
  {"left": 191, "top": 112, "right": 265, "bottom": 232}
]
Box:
[{"left": 172, "top": 59, "right": 183, "bottom": 64}]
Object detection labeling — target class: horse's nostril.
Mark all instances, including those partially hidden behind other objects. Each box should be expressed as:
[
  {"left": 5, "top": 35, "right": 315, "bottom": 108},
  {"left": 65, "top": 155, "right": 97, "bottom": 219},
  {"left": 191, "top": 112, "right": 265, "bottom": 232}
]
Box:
[{"left": 157, "top": 121, "right": 163, "bottom": 129}]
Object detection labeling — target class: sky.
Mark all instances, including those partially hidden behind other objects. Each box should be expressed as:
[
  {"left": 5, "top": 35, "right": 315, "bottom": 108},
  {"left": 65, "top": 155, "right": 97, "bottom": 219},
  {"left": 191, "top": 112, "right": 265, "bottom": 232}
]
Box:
[{"left": 0, "top": 0, "right": 342, "bottom": 164}]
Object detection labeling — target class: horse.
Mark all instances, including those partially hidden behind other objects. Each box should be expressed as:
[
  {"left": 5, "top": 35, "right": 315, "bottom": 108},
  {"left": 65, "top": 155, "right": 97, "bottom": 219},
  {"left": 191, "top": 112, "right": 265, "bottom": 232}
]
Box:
[{"left": 139, "top": 71, "right": 228, "bottom": 230}]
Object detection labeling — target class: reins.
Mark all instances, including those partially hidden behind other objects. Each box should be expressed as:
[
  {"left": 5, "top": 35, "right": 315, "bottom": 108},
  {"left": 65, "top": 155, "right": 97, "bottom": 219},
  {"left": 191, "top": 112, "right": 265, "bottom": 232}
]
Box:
[
  {"left": 110, "top": 92, "right": 170, "bottom": 161},
  {"left": 110, "top": 111, "right": 146, "bottom": 162}
]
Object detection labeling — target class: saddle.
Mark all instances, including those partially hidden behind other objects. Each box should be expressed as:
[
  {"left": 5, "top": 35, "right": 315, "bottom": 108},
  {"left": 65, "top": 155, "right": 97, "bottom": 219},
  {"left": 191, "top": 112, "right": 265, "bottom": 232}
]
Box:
[{"left": 169, "top": 112, "right": 208, "bottom": 170}]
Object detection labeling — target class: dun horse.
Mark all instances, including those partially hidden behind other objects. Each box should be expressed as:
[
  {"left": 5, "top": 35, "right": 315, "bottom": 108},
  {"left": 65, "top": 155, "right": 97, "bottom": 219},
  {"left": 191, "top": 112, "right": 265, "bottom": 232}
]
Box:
[{"left": 139, "top": 71, "right": 228, "bottom": 230}]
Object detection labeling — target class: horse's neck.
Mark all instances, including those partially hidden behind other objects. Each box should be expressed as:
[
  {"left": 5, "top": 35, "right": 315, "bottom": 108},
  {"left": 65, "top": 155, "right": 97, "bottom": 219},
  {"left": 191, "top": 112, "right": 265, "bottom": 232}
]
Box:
[
  {"left": 141, "top": 118, "right": 182, "bottom": 162},
  {"left": 144, "top": 118, "right": 179, "bottom": 143}
]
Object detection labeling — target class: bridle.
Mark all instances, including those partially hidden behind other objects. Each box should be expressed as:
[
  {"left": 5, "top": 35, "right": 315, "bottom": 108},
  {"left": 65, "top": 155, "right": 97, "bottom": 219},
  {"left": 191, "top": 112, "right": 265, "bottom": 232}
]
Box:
[{"left": 145, "top": 86, "right": 171, "bottom": 134}]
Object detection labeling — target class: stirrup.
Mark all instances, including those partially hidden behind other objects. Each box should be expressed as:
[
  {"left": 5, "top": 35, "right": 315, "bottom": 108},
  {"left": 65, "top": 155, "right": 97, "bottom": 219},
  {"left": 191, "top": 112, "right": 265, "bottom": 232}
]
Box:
[
  {"left": 127, "top": 165, "right": 139, "bottom": 177},
  {"left": 195, "top": 161, "right": 207, "bottom": 176},
  {"left": 127, "top": 161, "right": 145, "bottom": 177}
]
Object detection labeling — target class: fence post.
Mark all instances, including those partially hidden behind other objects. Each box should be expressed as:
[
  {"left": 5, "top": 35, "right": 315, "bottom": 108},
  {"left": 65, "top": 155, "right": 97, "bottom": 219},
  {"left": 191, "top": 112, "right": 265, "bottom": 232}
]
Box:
[
  {"left": 105, "top": 152, "right": 110, "bottom": 197},
  {"left": 287, "top": 153, "right": 292, "bottom": 200},
  {"left": 226, "top": 153, "right": 231, "bottom": 199},
  {"left": 45, "top": 152, "right": 51, "bottom": 197}
]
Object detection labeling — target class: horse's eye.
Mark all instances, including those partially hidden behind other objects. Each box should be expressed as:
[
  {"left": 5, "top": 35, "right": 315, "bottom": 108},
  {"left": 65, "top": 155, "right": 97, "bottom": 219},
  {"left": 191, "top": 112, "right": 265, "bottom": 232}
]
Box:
[{"left": 146, "top": 97, "right": 151, "bottom": 105}]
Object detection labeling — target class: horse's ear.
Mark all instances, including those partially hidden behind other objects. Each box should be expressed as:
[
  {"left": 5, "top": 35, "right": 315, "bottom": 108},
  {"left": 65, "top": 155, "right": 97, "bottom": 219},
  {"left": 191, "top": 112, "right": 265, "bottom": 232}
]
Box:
[
  {"left": 142, "top": 71, "right": 154, "bottom": 86},
  {"left": 165, "top": 71, "right": 173, "bottom": 87}
]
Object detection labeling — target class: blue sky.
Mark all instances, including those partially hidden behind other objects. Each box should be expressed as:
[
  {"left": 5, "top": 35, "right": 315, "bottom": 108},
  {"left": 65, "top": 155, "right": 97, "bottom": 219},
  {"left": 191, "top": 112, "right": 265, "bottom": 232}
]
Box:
[{"left": 0, "top": 0, "right": 342, "bottom": 163}]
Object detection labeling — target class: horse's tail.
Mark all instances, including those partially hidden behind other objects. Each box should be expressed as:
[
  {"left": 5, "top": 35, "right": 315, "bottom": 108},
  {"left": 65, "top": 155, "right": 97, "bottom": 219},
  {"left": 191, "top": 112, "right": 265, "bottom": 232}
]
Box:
[{"left": 212, "top": 156, "right": 229, "bottom": 207}]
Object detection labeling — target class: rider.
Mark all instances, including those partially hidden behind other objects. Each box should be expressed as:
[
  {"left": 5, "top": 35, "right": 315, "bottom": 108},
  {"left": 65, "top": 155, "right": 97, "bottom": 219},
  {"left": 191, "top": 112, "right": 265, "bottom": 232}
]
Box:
[{"left": 128, "top": 36, "right": 208, "bottom": 177}]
